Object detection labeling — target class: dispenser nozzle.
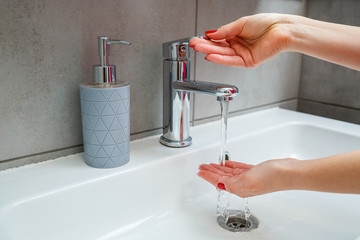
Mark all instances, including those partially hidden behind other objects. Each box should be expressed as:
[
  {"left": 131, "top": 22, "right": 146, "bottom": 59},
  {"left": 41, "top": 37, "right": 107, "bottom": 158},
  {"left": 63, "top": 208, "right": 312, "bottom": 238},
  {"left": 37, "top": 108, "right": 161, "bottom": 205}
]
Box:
[
  {"left": 94, "top": 36, "right": 131, "bottom": 83},
  {"left": 98, "top": 37, "right": 131, "bottom": 66}
]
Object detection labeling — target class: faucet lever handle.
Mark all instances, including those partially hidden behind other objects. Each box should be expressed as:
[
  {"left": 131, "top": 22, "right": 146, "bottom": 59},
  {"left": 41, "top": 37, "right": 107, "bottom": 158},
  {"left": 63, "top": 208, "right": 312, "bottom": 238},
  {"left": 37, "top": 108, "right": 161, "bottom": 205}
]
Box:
[
  {"left": 162, "top": 36, "right": 206, "bottom": 60},
  {"left": 162, "top": 37, "right": 193, "bottom": 60}
]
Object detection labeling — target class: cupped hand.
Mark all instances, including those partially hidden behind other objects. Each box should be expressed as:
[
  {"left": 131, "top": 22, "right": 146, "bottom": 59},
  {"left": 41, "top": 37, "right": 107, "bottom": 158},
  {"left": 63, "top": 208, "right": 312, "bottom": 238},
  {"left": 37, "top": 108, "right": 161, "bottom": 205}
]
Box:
[
  {"left": 189, "top": 13, "right": 291, "bottom": 68},
  {"left": 198, "top": 159, "right": 296, "bottom": 198}
]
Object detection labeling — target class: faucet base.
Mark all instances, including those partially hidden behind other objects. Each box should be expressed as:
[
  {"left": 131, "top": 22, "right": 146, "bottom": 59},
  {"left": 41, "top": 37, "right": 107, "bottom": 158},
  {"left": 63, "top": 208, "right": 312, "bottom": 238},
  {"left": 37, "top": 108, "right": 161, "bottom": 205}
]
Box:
[{"left": 159, "top": 135, "right": 192, "bottom": 148}]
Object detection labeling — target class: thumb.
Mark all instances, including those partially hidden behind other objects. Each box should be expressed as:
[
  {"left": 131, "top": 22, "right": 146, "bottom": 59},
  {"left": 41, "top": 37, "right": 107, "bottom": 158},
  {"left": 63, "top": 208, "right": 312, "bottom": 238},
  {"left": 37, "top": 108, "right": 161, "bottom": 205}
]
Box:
[{"left": 206, "top": 17, "right": 248, "bottom": 40}]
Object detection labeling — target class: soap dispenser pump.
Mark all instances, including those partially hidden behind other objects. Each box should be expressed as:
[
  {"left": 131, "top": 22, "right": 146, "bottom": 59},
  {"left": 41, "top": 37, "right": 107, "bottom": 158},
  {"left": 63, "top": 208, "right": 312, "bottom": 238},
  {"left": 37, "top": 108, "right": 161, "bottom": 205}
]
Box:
[{"left": 80, "top": 36, "right": 131, "bottom": 168}]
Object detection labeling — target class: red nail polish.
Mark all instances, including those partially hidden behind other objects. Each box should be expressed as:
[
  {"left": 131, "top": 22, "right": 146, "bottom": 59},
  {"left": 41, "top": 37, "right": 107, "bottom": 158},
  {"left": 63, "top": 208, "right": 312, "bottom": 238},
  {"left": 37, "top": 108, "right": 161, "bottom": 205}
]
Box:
[
  {"left": 217, "top": 183, "right": 226, "bottom": 190},
  {"left": 205, "top": 30, "right": 217, "bottom": 35},
  {"left": 205, "top": 56, "right": 209, "bottom": 61}
]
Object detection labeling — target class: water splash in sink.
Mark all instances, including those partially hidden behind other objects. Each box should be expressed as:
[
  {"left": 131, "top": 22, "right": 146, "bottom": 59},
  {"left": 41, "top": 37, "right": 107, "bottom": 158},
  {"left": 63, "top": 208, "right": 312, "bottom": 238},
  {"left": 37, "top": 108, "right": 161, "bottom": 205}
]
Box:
[{"left": 217, "top": 209, "right": 259, "bottom": 232}]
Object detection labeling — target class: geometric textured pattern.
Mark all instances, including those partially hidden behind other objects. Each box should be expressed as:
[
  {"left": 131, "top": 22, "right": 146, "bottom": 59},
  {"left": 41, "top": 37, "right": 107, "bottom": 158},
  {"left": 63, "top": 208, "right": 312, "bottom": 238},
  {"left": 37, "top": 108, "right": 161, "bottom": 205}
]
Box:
[{"left": 80, "top": 84, "right": 130, "bottom": 168}]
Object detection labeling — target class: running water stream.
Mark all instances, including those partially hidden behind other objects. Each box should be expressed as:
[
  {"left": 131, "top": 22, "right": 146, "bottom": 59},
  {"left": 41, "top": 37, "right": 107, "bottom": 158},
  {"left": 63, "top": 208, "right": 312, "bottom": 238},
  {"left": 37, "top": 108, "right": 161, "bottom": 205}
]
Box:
[
  {"left": 216, "top": 100, "right": 251, "bottom": 230},
  {"left": 216, "top": 100, "right": 230, "bottom": 222}
]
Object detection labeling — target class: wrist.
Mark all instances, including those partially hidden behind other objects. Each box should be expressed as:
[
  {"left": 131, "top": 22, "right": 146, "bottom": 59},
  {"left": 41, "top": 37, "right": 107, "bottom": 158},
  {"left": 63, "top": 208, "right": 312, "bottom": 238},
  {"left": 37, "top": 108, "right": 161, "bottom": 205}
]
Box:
[
  {"left": 276, "top": 14, "right": 308, "bottom": 53},
  {"left": 257, "top": 13, "right": 306, "bottom": 54},
  {"left": 273, "top": 158, "right": 303, "bottom": 191}
]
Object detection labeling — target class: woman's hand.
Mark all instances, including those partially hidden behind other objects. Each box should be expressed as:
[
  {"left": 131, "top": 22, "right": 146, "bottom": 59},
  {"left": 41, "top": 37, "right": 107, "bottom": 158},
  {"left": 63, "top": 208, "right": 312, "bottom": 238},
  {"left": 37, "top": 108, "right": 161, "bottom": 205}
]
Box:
[
  {"left": 198, "top": 159, "right": 297, "bottom": 198},
  {"left": 198, "top": 150, "right": 360, "bottom": 197},
  {"left": 189, "top": 13, "right": 291, "bottom": 68},
  {"left": 190, "top": 13, "right": 360, "bottom": 70}
]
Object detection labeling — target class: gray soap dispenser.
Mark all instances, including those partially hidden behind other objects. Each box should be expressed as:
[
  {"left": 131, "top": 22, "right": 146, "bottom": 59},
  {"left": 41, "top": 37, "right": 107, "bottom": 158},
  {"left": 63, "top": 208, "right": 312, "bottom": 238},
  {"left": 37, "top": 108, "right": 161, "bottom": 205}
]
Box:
[{"left": 80, "top": 36, "right": 131, "bottom": 168}]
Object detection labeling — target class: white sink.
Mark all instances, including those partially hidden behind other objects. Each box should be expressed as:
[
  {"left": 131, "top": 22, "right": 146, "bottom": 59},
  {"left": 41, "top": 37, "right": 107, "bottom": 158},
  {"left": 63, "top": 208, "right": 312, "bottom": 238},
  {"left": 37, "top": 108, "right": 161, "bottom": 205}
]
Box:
[{"left": 1, "top": 108, "right": 360, "bottom": 240}]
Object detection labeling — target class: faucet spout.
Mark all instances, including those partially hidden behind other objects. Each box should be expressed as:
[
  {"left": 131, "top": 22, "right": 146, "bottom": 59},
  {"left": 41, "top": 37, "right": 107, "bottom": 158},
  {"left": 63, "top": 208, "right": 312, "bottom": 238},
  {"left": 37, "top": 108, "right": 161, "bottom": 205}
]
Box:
[{"left": 172, "top": 80, "right": 238, "bottom": 101}]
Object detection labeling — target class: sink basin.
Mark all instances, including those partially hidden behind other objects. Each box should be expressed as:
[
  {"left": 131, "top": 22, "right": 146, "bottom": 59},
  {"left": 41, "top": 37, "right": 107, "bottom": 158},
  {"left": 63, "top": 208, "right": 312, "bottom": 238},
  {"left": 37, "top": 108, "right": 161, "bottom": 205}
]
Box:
[{"left": 1, "top": 108, "right": 359, "bottom": 240}]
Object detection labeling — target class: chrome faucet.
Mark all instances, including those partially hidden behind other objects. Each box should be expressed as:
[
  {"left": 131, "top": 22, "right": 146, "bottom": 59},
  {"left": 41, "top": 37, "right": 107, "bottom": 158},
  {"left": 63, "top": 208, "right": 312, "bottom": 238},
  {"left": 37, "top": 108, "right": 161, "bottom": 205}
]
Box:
[{"left": 160, "top": 37, "right": 239, "bottom": 147}]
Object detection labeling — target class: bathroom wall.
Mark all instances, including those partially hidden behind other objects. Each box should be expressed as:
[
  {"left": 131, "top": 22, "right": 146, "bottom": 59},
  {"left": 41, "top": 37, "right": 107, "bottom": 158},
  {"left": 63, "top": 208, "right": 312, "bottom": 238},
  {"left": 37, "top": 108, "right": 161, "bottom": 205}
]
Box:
[
  {"left": 0, "top": 0, "right": 306, "bottom": 170},
  {"left": 298, "top": 0, "right": 360, "bottom": 124}
]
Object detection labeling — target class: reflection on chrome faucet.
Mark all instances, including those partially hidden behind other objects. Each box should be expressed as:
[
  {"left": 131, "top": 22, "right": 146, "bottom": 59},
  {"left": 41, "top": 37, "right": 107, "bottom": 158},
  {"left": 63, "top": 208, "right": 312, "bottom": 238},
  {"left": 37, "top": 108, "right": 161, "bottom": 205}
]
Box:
[{"left": 160, "top": 37, "right": 239, "bottom": 147}]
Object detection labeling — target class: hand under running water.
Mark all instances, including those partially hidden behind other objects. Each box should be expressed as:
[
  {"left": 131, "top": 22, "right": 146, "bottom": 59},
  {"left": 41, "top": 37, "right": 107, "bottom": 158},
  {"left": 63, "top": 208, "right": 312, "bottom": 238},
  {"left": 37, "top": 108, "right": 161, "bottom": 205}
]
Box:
[{"left": 198, "top": 151, "right": 360, "bottom": 197}]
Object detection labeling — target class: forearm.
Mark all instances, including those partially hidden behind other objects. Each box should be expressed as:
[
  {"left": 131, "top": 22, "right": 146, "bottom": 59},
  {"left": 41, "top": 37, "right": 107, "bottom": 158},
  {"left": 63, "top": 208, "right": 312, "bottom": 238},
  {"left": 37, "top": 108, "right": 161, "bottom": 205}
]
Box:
[
  {"left": 287, "top": 150, "right": 360, "bottom": 194},
  {"left": 283, "top": 15, "right": 360, "bottom": 70}
]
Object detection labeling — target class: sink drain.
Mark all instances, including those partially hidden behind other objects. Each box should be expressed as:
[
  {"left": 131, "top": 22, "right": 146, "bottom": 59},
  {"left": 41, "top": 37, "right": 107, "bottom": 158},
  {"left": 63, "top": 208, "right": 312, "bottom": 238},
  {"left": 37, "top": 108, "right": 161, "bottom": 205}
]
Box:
[{"left": 217, "top": 209, "right": 258, "bottom": 232}]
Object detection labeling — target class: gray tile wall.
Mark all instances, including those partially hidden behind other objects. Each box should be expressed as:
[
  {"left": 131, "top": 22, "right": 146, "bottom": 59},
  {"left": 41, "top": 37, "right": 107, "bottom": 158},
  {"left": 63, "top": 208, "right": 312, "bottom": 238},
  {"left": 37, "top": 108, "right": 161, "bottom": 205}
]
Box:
[
  {"left": 299, "top": 0, "right": 360, "bottom": 124},
  {"left": 0, "top": 0, "right": 306, "bottom": 170}
]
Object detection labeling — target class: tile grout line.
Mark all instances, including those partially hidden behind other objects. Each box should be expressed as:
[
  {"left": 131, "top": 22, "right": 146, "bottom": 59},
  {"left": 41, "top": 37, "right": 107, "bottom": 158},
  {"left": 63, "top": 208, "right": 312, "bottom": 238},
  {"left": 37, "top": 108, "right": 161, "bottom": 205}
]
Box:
[
  {"left": 299, "top": 98, "right": 360, "bottom": 111},
  {"left": 193, "top": 98, "right": 298, "bottom": 123},
  {"left": 130, "top": 127, "right": 162, "bottom": 137},
  {"left": 191, "top": 0, "right": 199, "bottom": 127},
  {"left": 0, "top": 144, "right": 84, "bottom": 164}
]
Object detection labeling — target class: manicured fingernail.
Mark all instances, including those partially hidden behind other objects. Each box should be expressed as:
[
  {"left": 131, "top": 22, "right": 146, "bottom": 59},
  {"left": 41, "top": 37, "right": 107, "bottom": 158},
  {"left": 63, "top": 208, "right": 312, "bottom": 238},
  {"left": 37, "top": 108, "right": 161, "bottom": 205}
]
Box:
[
  {"left": 217, "top": 183, "right": 226, "bottom": 190},
  {"left": 189, "top": 44, "right": 195, "bottom": 48},
  {"left": 205, "top": 56, "right": 210, "bottom": 61},
  {"left": 205, "top": 30, "right": 217, "bottom": 35}
]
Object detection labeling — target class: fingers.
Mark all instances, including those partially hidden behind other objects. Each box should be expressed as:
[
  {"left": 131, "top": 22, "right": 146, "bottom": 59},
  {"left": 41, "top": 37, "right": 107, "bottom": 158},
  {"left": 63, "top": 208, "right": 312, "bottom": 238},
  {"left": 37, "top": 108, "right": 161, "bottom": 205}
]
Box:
[
  {"left": 209, "top": 163, "right": 245, "bottom": 175},
  {"left": 198, "top": 161, "right": 255, "bottom": 197},
  {"left": 198, "top": 163, "right": 234, "bottom": 189},
  {"left": 224, "top": 160, "right": 254, "bottom": 169},
  {"left": 199, "top": 163, "right": 233, "bottom": 177},
  {"left": 209, "top": 161, "right": 253, "bottom": 176},
  {"left": 191, "top": 39, "right": 256, "bottom": 68},
  {"left": 218, "top": 177, "right": 237, "bottom": 194},
  {"left": 197, "top": 168, "right": 220, "bottom": 187},
  {"left": 198, "top": 169, "right": 253, "bottom": 197},
  {"left": 189, "top": 37, "right": 229, "bottom": 48},
  {"left": 199, "top": 161, "right": 253, "bottom": 177},
  {"left": 206, "top": 17, "right": 249, "bottom": 40},
  {"left": 205, "top": 54, "right": 246, "bottom": 67},
  {"left": 197, "top": 167, "right": 234, "bottom": 193},
  {"left": 199, "top": 163, "right": 225, "bottom": 175},
  {"left": 199, "top": 161, "right": 253, "bottom": 171},
  {"left": 189, "top": 38, "right": 232, "bottom": 56},
  {"left": 194, "top": 44, "right": 236, "bottom": 56}
]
